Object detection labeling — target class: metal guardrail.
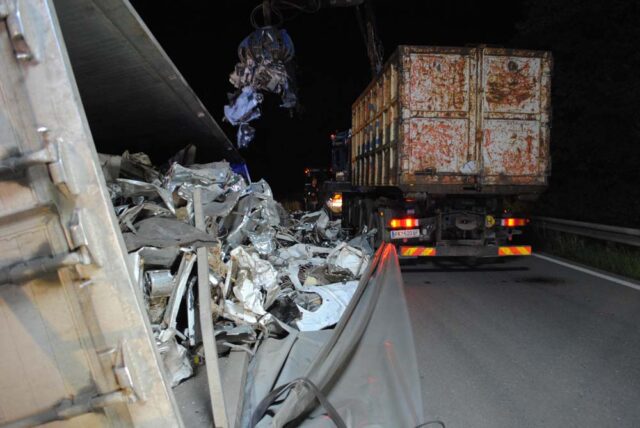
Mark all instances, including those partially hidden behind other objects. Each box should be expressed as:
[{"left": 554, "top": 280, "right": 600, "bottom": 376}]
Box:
[{"left": 533, "top": 216, "right": 640, "bottom": 247}]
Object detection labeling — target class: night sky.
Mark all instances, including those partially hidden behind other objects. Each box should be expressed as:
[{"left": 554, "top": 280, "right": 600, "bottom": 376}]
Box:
[{"left": 130, "top": 0, "right": 640, "bottom": 227}]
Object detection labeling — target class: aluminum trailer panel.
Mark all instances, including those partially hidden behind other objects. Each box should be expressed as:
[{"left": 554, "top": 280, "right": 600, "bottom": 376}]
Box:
[
  {"left": 0, "top": 1, "right": 183, "bottom": 426},
  {"left": 352, "top": 45, "right": 552, "bottom": 195}
]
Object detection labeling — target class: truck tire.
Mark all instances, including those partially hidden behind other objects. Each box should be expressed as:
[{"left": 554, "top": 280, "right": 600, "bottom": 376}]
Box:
[{"left": 372, "top": 210, "right": 385, "bottom": 248}]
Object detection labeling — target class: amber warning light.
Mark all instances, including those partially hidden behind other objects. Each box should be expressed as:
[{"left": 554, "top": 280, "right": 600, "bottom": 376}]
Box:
[
  {"left": 501, "top": 218, "right": 529, "bottom": 227},
  {"left": 390, "top": 218, "right": 419, "bottom": 229},
  {"left": 326, "top": 193, "right": 343, "bottom": 214}
]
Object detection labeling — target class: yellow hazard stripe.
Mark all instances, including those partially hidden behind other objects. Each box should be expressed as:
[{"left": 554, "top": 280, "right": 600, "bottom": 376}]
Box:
[
  {"left": 499, "top": 246, "right": 531, "bottom": 256},
  {"left": 420, "top": 247, "right": 436, "bottom": 256},
  {"left": 400, "top": 246, "right": 436, "bottom": 257},
  {"left": 400, "top": 247, "right": 414, "bottom": 256}
]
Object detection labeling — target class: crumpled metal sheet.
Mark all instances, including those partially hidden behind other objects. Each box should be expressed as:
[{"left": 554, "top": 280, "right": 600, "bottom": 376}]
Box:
[
  {"left": 215, "top": 324, "right": 257, "bottom": 354},
  {"left": 294, "top": 281, "right": 358, "bottom": 332},
  {"left": 177, "top": 182, "right": 225, "bottom": 204},
  {"left": 137, "top": 246, "right": 181, "bottom": 268},
  {"left": 99, "top": 152, "right": 161, "bottom": 183},
  {"left": 291, "top": 210, "right": 343, "bottom": 244},
  {"left": 346, "top": 231, "right": 375, "bottom": 256},
  {"left": 158, "top": 337, "right": 193, "bottom": 388},
  {"left": 285, "top": 258, "right": 328, "bottom": 290},
  {"left": 230, "top": 247, "right": 279, "bottom": 313},
  {"left": 203, "top": 191, "right": 242, "bottom": 219},
  {"left": 163, "top": 252, "right": 196, "bottom": 331},
  {"left": 224, "top": 183, "right": 282, "bottom": 250},
  {"left": 122, "top": 217, "right": 218, "bottom": 251},
  {"left": 251, "top": 180, "right": 280, "bottom": 227},
  {"left": 163, "top": 161, "right": 232, "bottom": 193},
  {"left": 327, "top": 243, "right": 370, "bottom": 277},
  {"left": 224, "top": 86, "right": 263, "bottom": 126},
  {"left": 316, "top": 210, "right": 341, "bottom": 241},
  {"left": 118, "top": 202, "right": 174, "bottom": 232},
  {"left": 222, "top": 300, "right": 275, "bottom": 328},
  {"left": 234, "top": 276, "right": 268, "bottom": 316},
  {"left": 248, "top": 228, "right": 277, "bottom": 256},
  {"left": 271, "top": 243, "right": 332, "bottom": 266},
  {"left": 115, "top": 178, "right": 175, "bottom": 214},
  {"left": 98, "top": 153, "right": 121, "bottom": 182}
]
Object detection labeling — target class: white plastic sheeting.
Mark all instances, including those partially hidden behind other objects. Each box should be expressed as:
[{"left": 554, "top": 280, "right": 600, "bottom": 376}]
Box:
[{"left": 246, "top": 244, "right": 425, "bottom": 427}]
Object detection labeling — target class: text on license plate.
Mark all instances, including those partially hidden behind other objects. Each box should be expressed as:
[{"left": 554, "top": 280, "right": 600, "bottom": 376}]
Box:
[{"left": 390, "top": 229, "right": 420, "bottom": 239}]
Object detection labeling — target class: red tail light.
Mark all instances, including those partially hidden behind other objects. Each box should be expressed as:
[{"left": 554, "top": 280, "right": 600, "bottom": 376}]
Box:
[
  {"left": 501, "top": 218, "right": 528, "bottom": 227},
  {"left": 390, "top": 218, "right": 419, "bottom": 229}
]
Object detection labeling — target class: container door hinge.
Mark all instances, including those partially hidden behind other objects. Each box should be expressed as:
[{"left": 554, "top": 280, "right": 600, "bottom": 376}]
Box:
[
  {"left": 68, "top": 208, "right": 99, "bottom": 269},
  {"left": 0, "top": 249, "right": 90, "bottom": 285},
  {"left": 0, "top": 390, "right": 131, "bottom": 427},
  {"left": 0, "top": 0, "right": 39, "bottom": 62},
  {"left": 0, "top": 208, "right": 96, "bottom": 285},
  {"left": 0, "top": 130, "right": 80, "bottom": 197},
  {"left": 112, "top": 341, "right": 146, "bottom": 402}
]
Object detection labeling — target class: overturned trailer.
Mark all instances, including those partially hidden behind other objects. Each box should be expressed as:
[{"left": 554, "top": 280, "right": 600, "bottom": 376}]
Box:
[{"left": 0, "top": 1, "right": 422, "bottom": 427}]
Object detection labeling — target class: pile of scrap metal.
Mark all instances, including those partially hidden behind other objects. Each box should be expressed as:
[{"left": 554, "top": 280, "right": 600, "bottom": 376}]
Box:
[{"left": 99, "top": 149, "right": 371, "bottom": 387}]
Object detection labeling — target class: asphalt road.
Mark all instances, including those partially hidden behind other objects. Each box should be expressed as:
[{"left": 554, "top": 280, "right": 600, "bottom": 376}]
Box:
[{"left": 403, "top": 255, "right": 640, "bottom": 428}]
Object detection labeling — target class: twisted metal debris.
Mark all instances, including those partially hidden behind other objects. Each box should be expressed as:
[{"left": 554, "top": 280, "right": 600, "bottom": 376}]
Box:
[{"left": 101, "top": 149, "right": 370, "bottom": 386}]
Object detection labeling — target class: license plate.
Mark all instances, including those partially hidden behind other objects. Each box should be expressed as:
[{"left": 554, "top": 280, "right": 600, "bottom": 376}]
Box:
[{"left": 390, "top": 229, "right": 420, "bottom": 239}]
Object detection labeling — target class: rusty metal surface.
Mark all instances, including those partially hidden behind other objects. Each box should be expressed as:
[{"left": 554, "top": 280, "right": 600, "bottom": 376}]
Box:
[
  {"left": 407, "top": 53, "right": 470, "bottom": 113},
  {"left": 351, "top": 45, "right": 552, "bottom": 194},
  {"left": 407, "top": 118, "right": 469, "bottom": 174},
  {"left": 480, "top": 49, "right": 551, "bottom": 186},
  {"left": 483, "top": 55, "right": 541, "bottom": 113},
  {"left": 482, "top": 120, "right": 541, "bottom": 177}
]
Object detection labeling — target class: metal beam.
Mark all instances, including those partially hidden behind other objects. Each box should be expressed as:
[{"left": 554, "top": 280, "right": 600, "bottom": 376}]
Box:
[
  {"left": 194, "top": 188, "right": 229, "bottom": 427},
  {"left": 533, "top": 216, "right": 640, "bottom": 247}
]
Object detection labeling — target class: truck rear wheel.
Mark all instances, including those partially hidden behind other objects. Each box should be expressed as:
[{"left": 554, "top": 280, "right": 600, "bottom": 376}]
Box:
[{"left": 365, "top": 207, "right": 385, "bottom": 249}]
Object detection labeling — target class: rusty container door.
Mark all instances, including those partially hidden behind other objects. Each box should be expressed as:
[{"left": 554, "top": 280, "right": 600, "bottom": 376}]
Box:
[
  {"left": 398, "top": 46, "right": 477, "bottom": 188},
  {"left": 479, "top": 48, "right": 552, "bottom": 187}
]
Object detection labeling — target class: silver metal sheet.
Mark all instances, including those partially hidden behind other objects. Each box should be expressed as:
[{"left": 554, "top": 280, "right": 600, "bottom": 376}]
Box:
[{"left": 0, "top": 0, "right": 183, "bottom": 425}]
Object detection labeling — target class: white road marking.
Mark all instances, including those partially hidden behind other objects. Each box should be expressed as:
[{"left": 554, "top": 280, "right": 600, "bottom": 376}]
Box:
[{"left": 532, "top": 253, "right": 640, "bottom": 292}]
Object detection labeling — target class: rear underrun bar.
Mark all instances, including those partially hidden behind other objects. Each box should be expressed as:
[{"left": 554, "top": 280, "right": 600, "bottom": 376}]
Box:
[{"left": 399, "top": 245, "right": 532, "bottom": 257}]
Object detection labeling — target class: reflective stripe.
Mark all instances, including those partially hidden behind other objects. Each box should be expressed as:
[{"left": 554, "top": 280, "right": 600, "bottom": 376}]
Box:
[
  {"left": 420, "top": 248, "right": 436, "bottom": 256},
  {"left": 400, "top": 247, "right": 414, "bottom": 256},
  {"left": 400, "top": 246, "right": 436, "bottom": 257},
  {"left": 500, "top": 247, "right": 514, "bottom": 256},
  {"left": 498, "top": 246, "right": 531, "bottom": 256}
]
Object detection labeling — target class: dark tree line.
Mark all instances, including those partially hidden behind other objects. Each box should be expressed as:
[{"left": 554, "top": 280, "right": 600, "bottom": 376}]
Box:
[{"left": 514, "top": 0, "right": 640, "bottom": 226}]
